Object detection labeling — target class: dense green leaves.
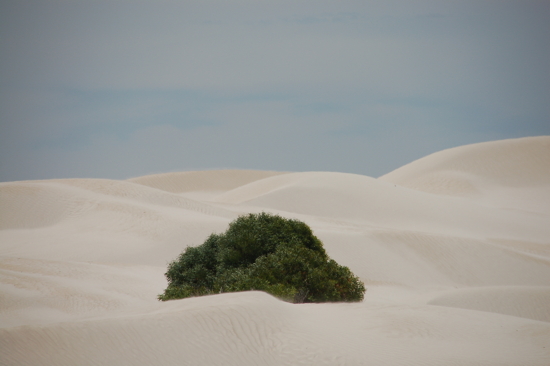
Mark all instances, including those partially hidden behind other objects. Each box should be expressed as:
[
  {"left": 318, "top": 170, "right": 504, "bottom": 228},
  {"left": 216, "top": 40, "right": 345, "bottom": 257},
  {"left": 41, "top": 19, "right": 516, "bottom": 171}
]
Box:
[{"left": 159, "top": 213, "right": 365, "bottom": 303}]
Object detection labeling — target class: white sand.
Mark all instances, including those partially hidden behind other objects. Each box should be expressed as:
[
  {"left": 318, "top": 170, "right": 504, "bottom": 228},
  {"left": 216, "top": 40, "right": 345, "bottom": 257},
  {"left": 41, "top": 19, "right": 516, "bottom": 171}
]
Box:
[{"left": 1, "top": 137, "right": 549, "bottom": 365}]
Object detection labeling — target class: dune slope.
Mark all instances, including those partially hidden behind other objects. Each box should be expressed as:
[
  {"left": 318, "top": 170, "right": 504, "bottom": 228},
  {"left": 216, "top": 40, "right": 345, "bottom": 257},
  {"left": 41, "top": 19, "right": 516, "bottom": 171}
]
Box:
[{"left": 2, "top": 291, "right": 549, "bottom": 366}]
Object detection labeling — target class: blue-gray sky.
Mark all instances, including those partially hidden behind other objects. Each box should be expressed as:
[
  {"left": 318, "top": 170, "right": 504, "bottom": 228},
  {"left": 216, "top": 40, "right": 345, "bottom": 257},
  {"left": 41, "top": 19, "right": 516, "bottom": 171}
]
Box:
[{"left": 1, "top": 0, "right": 549, "bottom": 182}]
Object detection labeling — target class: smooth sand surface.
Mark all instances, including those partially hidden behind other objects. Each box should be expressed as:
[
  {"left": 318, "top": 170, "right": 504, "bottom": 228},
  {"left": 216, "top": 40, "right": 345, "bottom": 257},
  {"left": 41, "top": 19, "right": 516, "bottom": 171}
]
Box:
[{"left": 1, "top": 137, "right": 549, "bottom": 365}]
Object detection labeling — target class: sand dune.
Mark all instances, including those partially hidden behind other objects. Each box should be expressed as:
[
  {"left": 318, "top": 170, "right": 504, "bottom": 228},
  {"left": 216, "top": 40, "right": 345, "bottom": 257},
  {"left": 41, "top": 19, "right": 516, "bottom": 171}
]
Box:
[
  {"left": 379, "top": 136, "right": 550, "bottom": 193},
  {"left": 2, "top": 291, "right": 549, "bottom": 366},
  {"left": 129, "top": 169, "right": 287, "bottom": 200},
  {"left": 1, "top": 137, "right": 549, "bottom": 365},
  {"left": 429, "top": 286, "right": 550, "bottom": 323},
  {"left": 214, "top": 171, "right": 549, "bottom": 241},
  {"left": 379, "top": 136, "right": 550, "bottom": 215}
]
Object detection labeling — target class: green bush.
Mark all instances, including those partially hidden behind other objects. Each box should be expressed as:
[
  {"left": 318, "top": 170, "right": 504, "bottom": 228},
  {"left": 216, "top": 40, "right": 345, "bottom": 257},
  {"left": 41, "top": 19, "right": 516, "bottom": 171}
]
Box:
[{"left": 159, "top": 213, "right": 365, "bottom": 303}]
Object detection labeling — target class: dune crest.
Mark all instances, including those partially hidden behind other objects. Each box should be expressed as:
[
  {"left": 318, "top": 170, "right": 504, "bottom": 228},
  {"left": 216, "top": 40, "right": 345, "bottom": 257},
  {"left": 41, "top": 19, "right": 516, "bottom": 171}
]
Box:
[{"left": 379, "top": 136, "right": 550, "bottom": 195}]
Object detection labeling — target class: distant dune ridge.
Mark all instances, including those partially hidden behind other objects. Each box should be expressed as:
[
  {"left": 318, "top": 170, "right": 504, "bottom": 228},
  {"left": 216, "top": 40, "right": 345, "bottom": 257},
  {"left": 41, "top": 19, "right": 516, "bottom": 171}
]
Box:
[{"left": 1, "top": 136, "right": 549, "bottom": 365}]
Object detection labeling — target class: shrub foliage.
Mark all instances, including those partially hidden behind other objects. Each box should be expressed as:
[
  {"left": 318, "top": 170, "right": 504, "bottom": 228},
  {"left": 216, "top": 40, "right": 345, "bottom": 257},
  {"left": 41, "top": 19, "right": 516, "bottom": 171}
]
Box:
[{"left": 159, "top": 213, "right": 365, "bottom": 303}]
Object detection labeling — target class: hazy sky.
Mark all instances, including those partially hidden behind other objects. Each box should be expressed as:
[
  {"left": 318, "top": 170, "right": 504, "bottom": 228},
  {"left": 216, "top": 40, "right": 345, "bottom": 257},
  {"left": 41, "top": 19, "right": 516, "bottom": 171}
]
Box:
[{"left": 1, "top": 0, "right": 549, "bottom": 182}]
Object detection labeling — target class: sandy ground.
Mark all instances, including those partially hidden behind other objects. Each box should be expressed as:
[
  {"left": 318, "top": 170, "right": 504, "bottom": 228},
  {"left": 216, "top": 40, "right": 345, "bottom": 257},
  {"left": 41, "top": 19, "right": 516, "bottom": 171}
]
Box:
[{"left": 1, "top": 136, "right": 549, "bottom": 365}]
